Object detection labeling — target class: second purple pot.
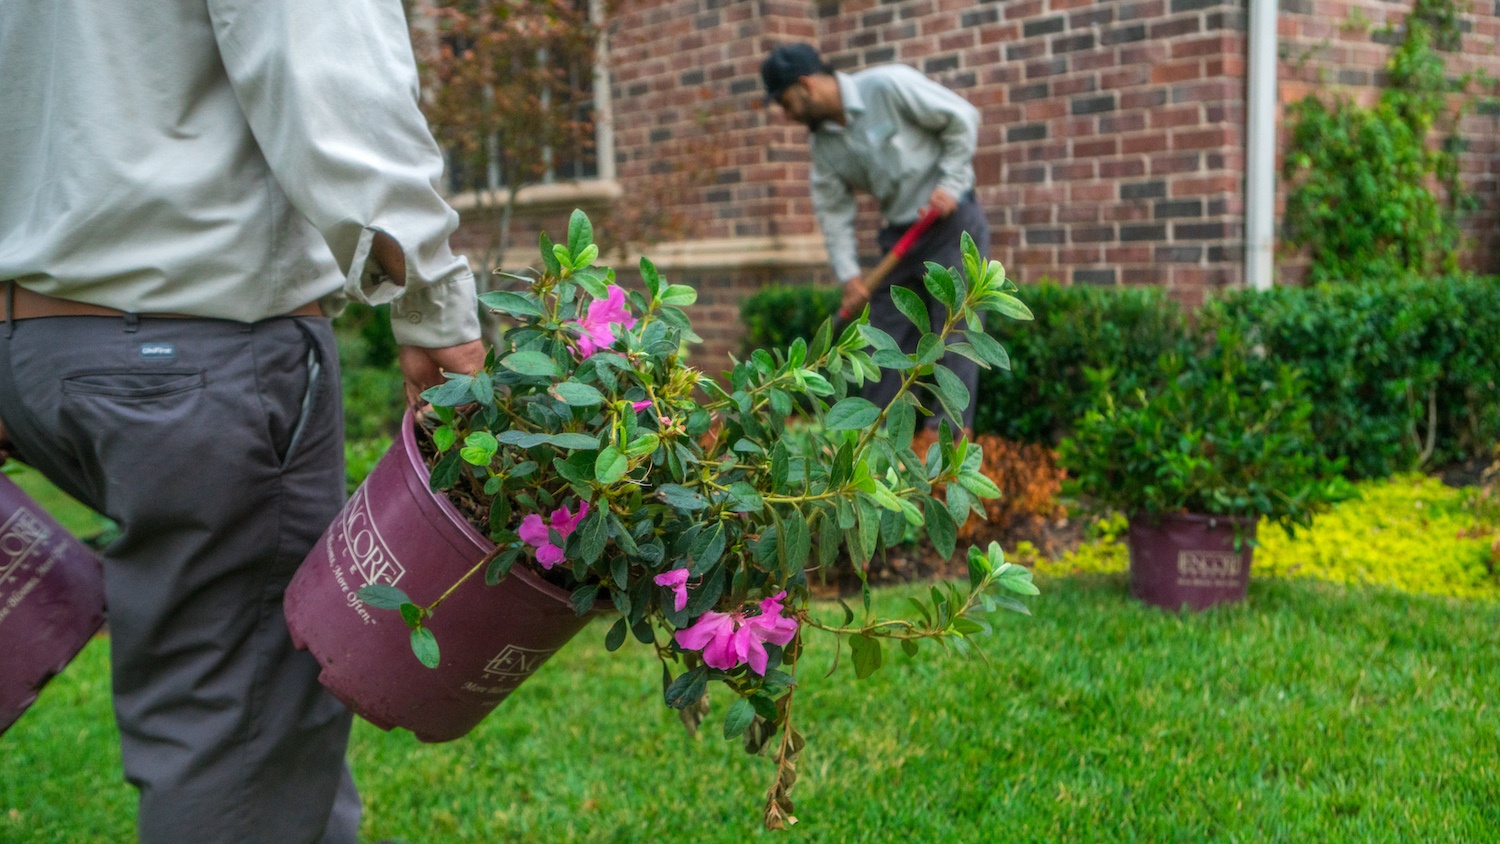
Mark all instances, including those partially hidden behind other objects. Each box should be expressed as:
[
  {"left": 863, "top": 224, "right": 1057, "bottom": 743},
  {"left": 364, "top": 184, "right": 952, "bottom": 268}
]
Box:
[
  {"left": 1126, "top": 512, "right": 1256, "bottom": 612},
  {"left": 285, "top": 410, "right": 597, "bottom": 743},
  {"left": 0, "top": 473, "right": 107, "bottom": 736}
]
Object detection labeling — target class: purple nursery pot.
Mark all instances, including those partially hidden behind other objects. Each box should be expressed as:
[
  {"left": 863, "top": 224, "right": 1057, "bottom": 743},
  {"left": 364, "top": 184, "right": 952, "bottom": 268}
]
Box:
[
  {"left": 285, "top": 410, "right": 596, "bottom": 743},
  {"left": 0, "top": 474, "right": 106, "bottom": 736},
  {"left": 1126, "top": 512, "right": 1256, "bottom": 612}
]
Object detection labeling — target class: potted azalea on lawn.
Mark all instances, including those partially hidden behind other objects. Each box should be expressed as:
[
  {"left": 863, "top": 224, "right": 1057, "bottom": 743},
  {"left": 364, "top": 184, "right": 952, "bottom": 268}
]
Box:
[
  {"left": 1056, "top": 342, "right": 1354, "bottom": 611},
  {"left": 285, "top": 211, "right": 1038, "bottom": 829}
]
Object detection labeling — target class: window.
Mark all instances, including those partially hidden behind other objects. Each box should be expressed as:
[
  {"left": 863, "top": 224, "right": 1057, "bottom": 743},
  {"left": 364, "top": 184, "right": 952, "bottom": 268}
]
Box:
[{"left": 414, "top": 0, "right": 613, "bottom": 198}]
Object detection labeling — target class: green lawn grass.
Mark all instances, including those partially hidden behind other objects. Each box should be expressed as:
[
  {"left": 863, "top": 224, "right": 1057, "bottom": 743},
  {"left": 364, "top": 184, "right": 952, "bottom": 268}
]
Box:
[{"left": 3, "top": 574, "right": 1497, "bottom": 842}]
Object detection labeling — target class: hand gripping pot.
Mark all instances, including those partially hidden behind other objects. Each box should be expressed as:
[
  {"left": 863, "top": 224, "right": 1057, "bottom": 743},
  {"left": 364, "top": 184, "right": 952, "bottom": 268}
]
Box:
[
  {"left": 285, "top": 410, "right": 598, "bottom": 743},
  {"left": 0, "top": 473, "right": 107, "bottom": 736}
]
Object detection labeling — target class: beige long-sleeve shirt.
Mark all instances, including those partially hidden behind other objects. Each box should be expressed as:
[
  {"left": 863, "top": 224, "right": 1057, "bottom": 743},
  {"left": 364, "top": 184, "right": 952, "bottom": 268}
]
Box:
[
  {"left": 811, "top": 66, "right": 980, "bottom": 283},
  {"left": 0, "top": 0, "right": 480, "bottom": 347}
]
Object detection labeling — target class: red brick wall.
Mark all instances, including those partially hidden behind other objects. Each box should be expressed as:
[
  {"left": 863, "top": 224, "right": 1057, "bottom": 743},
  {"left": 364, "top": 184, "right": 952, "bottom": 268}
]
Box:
[
  {"left": 1276, "top": 0, "right": 1500, "bottom": 281},
  {"left": 814, "top": 0, "right": 1249, "bottom": 300},
  {"left": 449, "top": 0, "right": 1500, "bottom": 375}
]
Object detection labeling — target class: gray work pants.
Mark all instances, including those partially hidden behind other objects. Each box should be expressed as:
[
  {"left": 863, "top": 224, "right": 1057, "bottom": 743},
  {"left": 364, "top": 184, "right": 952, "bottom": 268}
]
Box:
[
  {"left": 864, "top": 195, "right": 989, "bottom": 431},
  {"left": 0, "top": 314, "right": 361, "bottom": 844}
]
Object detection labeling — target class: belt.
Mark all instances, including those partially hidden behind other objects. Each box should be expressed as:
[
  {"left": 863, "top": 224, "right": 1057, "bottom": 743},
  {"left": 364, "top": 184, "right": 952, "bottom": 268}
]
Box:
[{"left": 1, "top": 281, "right": 322, "bottom": 322}]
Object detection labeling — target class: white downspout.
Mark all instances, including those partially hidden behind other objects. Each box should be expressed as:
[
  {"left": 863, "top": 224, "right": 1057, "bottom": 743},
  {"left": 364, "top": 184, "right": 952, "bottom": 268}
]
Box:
[
  {"left": 1245, "top": 0, "right": 1278, "bottom": 291},
  {"left": 590, "top": 0, "right": 616, "bottom": 182}
]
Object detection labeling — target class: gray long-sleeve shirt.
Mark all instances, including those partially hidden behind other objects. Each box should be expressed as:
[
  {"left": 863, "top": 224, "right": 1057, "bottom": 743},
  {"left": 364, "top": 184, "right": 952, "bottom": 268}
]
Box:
[
  {"left": 810, "top": 66, "right": 979, "bottom": 283},
  {"left": 0, "top": 0, "right": 480, "bottom": 347}
]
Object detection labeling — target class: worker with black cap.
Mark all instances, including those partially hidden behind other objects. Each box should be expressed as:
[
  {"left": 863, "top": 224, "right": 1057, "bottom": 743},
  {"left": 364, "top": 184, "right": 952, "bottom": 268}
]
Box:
[{"left": 761, "top": 42, "right": 987, "bottom": 432}]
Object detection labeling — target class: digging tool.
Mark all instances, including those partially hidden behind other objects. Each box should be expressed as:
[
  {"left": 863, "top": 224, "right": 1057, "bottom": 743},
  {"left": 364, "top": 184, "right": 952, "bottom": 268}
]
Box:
[{"left": 836, "top": 206, "right": 943, "bottom": 324}]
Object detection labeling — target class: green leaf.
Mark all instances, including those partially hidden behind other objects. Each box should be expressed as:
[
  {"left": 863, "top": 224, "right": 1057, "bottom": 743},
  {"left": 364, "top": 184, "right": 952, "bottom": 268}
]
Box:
[
  {"left": 922, "top": 264, "right": 957, "bottom": 309},
  {"left": 432, "top": 425, "right": 456, "bottom": 453},
  {"left": 469, "top": 370, "right": 495, "bottom": 406},
  {"left": 723, "top": 697, "right": 756, "bottom": 740},
  {"left": 889, "top": 286, "right": 931, "bottom": 331},
  {"left": 886, "top": 399, "right": 916, "bottom": 451},
  {"left": 552, "top": 381, "right": 605, "bottom": 407},
  {"left": 690, "top": 521, "right": 727, "bottom": 572},
  {"left": 992, "top": 292, "right": 1034, "bottom": 321},
  {"left": 664, "top": 665, "right": 709, "bottom": 710},
  {"left": 783, "top": 507, "right": 811, "bottom": 569},
  {"left": 871, "top": 349, "right": 916, "bottom": 370},
  {"left": 548, "top": 433, "right": 601, "bottom": 450},
  {"left": 539, "top": 232, "right": 562, "bottom": 276},
  {"left": 925, "top": 495, "right": 958, "bottom": 559},
  {"left": 900, "top": 638, "right": 919, "bottom": 658},
  {"left": 356, "top": 583, "right": 410, "bottom": 610},
  {"left": 624, "top": 433, "right": 660, "bottom": 457},
  {"left": 997, "top": 565, "right": 1041, "bottom": 596},
  {"left": 932, "top": 365, "right": 971, "bottom": 420},
  {"left": 639, "top": 257, "right": 662, "bottom": 298},
  {"left": 659, "top": 484, "right": 709, "bottom": 511},
  {"left": 578, "top": 508, "right": 608, "bottom": 564},
  {"left": 428, "top": 451, "right": 462, "bottom": 491},
  {"left": 570, "top": 584, "right": 599, "bottom": 616},
  {"left": 915, "top": 334, "right": 946, "bottom": 366},
  {"left": 572, "top": 268, "right": 610, "bottom": 300},
  {"left": 422, "top": 374, "right": 475, "bottom": 408},
  {"left": 605, "top": 617, "right": 628, "bottom": 651},
  {"left": 478, "top": 290, "right": 544, "bottom": 319},
  {"left": 567, "top": 209, "right": 593, "bottom": 260},
  {"left": 484, "top": 546, "right": 520, "bottom": 585},
  {"left": 958, "top": 470, "right": 1002, "bottom": 500},
  {"left": 502, "top": 350, "right": 562, "bottom": 378},
  {"left": 826, "top": 397, "right": 881, "bottom": 431},
  {"left": 595, "top": 446, "right": 628, "bottom": 484},
  {"left": 771, "top": 443, "right": 790, "bottom": 491},
  {"left": 461, "top": 431, "right": 497, "bottom": 463},
  {"left": 660, "top": 284, "right": 697, "bottom": 306},
  {"left": 410, "top": 627, "right": 440, "bottom": 669},
  {"left": 575, "top": 243, "right": 600, "bottom": 269},
  {"left": 964, "top": 329, "right": 1012, "bottom": 370},
  {"left": 399, "top": 602, "right": 423, "bottom": 629},
  {"left": 727, "top": 482, "right": 765, "bottom": 513},
  {"left": 850, "top": 634, "right": 882, "bottom": 679}
]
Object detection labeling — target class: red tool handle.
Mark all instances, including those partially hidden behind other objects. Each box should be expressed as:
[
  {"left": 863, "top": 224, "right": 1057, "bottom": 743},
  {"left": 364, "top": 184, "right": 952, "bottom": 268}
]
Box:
[
  {"left": 889, "top": 206, "right": 942, "bottom": 261},
  {"left": 838, "top": 207, "right": 943, "bottom": 321}
]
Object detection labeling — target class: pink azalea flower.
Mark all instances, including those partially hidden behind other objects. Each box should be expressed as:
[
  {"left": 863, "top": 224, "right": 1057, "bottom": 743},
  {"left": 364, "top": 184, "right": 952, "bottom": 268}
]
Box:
[
  {"left": 675, "top": 610, "right": 739, "bottom": 670},
  {"left": 571, "top": 286, "right": 637, "bottom": 358},
  {"left": 632, "top": 399, "right": 652, "bottom": 412},
  {"left": 517, "top": 501, "right": 591, "bottom": 570},
  {"left": 654, "top": 567, "right": 690, "bottom": 612},
  {"left": 673, "top": 590, "right": 799, "bottom": 675}
]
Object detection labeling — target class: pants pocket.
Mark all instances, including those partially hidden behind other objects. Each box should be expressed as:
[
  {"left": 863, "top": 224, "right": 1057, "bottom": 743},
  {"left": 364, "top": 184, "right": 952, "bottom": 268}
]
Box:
[{"left": 61, "top": 370, "right": 205, "bottom": 400}]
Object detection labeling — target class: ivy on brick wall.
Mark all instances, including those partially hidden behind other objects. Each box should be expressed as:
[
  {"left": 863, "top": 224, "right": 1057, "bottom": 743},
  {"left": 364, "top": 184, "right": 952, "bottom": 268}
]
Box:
[{"left": 1282, "top": 0, "right": 1479, "bottom": 283}]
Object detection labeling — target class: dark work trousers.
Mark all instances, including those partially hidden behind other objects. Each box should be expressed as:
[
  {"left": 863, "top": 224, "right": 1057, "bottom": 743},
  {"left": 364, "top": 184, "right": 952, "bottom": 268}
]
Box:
[
  {"left": 864, "top": 194, "right": 989, "bottom": 431},
  {"left": 0, "top": 313, "right": 361, "bottom": 844}
]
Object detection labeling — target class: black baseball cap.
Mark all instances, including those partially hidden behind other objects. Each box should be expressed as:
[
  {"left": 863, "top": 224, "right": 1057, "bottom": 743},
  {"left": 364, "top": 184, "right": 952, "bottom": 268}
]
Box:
[{"left": 761, "top": 43, "right": 832, "bottom": 103}]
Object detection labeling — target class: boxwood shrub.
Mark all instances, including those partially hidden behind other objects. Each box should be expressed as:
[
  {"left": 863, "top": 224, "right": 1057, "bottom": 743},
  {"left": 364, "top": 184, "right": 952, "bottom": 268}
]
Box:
[
  {"left": 734, "top": 273, "right": 1500, "bottom": 479},
  {"left": 1203, "top": 275, "right": 1500, "bottom": 478},
  {"left": 973, "top": 281, "right": 1191, "bottom": 444},
  {"left": 738, "top": 283, "right": 840, "bottom": 357}
]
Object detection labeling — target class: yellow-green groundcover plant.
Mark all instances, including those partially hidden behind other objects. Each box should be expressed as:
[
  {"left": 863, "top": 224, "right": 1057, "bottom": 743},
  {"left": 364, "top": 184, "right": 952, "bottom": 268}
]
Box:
[{"left": 1040, "top": 475, "right": 1500, "bottom": 601}]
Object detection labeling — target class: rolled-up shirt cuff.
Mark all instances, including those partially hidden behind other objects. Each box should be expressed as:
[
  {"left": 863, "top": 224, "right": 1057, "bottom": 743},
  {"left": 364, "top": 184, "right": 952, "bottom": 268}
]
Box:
[
  {"left": 388, "top": 274, "right": 482, "bottom": 347},
  {"left": 345, "top": 226, "right": 482, "bottom": 347}
]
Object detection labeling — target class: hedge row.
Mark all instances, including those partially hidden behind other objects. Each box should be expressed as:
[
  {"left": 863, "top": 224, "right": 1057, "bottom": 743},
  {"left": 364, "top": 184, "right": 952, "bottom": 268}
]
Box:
[
  {"left": 1205, "top": 276, "right": 1500, "bottom": 477},
  {"left": 738, "top": 275, "right": 1500, "bottom": 478}
]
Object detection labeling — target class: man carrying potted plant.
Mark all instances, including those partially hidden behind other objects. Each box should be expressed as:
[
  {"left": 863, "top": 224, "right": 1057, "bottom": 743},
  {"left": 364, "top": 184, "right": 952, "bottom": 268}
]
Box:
[
  {"left": 762, "top": 42, "right": 989, "bottom": 432},
  {"left": 0, "top": 1, "right": 483, "bottom": 841}
]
